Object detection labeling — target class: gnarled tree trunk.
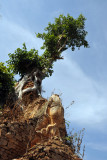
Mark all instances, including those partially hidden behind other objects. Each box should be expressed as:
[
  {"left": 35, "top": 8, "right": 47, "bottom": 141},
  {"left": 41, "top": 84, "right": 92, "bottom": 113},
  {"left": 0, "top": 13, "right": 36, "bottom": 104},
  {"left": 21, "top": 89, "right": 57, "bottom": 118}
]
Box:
[{"left": 15, "top": 69, "right": 44, "bottom": 100}]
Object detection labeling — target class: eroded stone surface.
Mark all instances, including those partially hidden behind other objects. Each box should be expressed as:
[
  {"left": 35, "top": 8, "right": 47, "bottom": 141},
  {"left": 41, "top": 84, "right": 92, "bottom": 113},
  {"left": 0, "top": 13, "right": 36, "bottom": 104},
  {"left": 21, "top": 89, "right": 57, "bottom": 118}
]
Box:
[
  {"left": 13, "top": 139, "right": 82, "bottom": 160},
  {"left": 30, "top": 94, "right": 66, "bottom": 147},
  {"left": 0, "top": 119, "right": 37, "bottom": 160},
  {"left": 0, "top": 93, "right": 66, "bottom": 160}
]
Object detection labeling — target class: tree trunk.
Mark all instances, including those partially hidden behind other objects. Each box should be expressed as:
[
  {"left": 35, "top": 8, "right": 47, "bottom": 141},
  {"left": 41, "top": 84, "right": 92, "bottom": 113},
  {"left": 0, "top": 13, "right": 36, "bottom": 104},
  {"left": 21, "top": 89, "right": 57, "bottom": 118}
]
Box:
[{"left": 15, "top": 69, "right": 44, "bottom": 100}]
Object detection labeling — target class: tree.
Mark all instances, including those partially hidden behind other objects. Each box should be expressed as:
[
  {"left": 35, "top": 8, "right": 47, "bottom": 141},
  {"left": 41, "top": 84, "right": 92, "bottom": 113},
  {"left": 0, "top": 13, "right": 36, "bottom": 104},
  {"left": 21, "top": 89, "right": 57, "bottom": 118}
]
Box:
[
  {"left": 5, "top": 14, "right": 89, "bottom": 101},
  {"left": 0, "top": 62, "right": 14, "bottom": 107}
]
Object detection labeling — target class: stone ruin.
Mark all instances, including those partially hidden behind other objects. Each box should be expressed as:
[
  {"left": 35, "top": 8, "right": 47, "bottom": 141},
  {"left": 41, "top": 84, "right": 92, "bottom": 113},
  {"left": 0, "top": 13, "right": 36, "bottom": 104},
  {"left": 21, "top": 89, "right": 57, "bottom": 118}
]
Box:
[{"left": 0, "top": 80, "right": 82, "bottom": 160}]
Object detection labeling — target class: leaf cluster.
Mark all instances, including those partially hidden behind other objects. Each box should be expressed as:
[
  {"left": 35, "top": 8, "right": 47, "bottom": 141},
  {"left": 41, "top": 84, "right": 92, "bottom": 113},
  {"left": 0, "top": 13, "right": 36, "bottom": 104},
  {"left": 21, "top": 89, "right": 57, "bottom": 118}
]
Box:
[
  {"left": 7, "top": 43, "right": 54, "bottom": 78},
  {"left": 36, "top": 14, "right": 89, "bottom": 59},
  {"left": 0, "top": 62, "right": 15, "bottom": 106},
  {"left": 7, "top": 14, "right": 89, "bottom": 79}
]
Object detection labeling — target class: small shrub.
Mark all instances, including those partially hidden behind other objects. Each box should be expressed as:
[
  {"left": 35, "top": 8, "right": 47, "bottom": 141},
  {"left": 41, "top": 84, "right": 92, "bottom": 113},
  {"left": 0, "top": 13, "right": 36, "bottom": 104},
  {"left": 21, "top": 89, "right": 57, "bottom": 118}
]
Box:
[{"left": 65, "top": 121, "right": 85, "bottom": 159}]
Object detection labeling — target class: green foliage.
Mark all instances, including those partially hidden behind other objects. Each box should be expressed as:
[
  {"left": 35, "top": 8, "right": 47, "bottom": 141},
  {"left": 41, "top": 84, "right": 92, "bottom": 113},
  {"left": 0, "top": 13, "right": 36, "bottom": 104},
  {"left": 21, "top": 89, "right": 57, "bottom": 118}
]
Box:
[
  {"left": 7, "top": 43, "right": 42, "bottom": 77},
  {"left": 0, "top": 62, "right": 15, "bottom": 107},
  {"left": 7, "top": 14, "right": 89, "bottom": 79},
  {"left": 7, "top": 43, "right": 54, "bottom": 78},
  {"left": 36, "top": 14, "right": 89, "bottom": 60}
]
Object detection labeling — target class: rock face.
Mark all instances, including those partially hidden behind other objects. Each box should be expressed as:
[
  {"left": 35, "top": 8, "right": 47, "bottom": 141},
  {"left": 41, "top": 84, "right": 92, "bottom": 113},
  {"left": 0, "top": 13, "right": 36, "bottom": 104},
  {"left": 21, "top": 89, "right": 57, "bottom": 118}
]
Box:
[{"left": 0, "top": 81, "right": 82, "bottom": 160}]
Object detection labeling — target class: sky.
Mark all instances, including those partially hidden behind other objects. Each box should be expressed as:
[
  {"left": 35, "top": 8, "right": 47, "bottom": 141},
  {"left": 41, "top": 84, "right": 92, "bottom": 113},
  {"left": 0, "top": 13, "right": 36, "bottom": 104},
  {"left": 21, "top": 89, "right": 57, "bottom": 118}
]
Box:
[{"left": 0, "top": 0, "right": 107, "bottom": 159}]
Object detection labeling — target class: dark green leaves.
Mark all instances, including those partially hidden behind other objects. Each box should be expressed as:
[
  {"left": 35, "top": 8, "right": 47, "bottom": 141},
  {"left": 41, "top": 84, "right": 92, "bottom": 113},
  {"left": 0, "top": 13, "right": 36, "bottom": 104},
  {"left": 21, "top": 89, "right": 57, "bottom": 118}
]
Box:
[
  {"left": 7, "top": 43, "right": 43, "bottom": 77},
  {"left": 0, "top": 62, "right": 15, "bottom": 106}
]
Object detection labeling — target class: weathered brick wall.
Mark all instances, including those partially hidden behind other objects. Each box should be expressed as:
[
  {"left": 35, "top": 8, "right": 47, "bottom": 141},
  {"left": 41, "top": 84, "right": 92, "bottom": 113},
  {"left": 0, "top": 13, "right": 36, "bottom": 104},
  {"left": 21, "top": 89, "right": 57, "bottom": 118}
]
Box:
[
  {"left": 0, "top": 118, "right": 38, "bottom": 160},
  {"left": 0, "top": 94, "right": 67, "bottom": 160}
]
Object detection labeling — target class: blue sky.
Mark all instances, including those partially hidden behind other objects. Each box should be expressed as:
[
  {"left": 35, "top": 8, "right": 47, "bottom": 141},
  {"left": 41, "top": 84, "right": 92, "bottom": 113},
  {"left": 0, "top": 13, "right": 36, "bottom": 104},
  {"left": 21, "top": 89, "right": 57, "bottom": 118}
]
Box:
[{"left": 0, "top": 0, "right": 107, "bottom": 159}]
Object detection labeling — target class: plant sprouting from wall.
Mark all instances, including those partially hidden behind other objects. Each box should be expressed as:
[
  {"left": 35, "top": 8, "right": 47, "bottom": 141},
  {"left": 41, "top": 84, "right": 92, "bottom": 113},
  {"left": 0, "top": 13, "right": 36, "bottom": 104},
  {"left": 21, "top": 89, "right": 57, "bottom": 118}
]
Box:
[{"left": 0, "top": 13, "right": 89, "bottom": 107}]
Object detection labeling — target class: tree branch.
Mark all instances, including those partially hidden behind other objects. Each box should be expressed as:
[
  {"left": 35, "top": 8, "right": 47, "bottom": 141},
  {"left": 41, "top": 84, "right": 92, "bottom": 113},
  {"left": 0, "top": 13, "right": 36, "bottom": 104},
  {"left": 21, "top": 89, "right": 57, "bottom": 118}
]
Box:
[{"left": 58, "top": 37, "right": 68, "bottom": 53}]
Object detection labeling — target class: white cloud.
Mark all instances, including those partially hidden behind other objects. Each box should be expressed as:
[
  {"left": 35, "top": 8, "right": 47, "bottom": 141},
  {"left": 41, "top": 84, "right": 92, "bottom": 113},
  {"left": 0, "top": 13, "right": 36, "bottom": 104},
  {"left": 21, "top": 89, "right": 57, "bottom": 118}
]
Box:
[
  {"left": 0, "top": 18, "right": 43, "bottom": 62},
  {"left": 87, "top": 142, "right": 107, "bottom": 152},
  {"left": 43, "top": 55, "right": 107, "bottom": 130}
]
